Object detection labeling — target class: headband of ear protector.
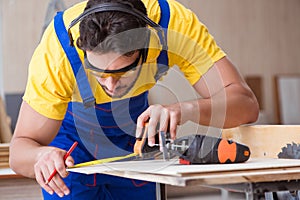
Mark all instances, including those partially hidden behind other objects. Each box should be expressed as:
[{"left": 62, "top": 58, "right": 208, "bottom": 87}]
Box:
[{"left": 67, "top": 2, "right": 167, "bottom": 63}]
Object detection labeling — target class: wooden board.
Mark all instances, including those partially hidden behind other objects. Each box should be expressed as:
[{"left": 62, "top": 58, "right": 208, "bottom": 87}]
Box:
[
  {"left": 0, "top": 143, "right": 9, "bottom": 168},
  {"left": 67, "top": 125, "right": 300, "bottom": 187},
  {"left": 222, "top": 125, "right": 300, "bottom": 158},
  {"left": 67, "top": 158, "right": 300, "bottom": 186},
  {"left": 0, "top": 97, "right": 12, "bottom": 143}
]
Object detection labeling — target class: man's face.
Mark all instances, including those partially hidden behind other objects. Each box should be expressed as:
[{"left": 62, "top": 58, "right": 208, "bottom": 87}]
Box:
[{"left": 85, "top": 51, "right": 142, "bottom": 98}]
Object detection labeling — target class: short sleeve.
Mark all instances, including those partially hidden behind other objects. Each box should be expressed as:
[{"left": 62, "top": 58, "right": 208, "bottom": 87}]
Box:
[
  {"left": 23, "top": 20, "right": 76, "bottom": 120},
  {"left": 166, "top": 2, "right": 226, "bottom": 85}
]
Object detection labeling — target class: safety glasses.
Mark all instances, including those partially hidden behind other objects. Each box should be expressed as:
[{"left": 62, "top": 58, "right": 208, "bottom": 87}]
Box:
[{"left": 84, "top": 53, "right": 142, "bottom": 79}]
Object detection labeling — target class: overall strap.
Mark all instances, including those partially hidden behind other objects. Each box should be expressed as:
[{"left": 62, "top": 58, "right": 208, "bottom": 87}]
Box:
[
  {"left": 155, "top": 0, "right": 170, "bottom": 81},
  {"left": 54, "top": 11, "right": 95, "bottom": 108}
]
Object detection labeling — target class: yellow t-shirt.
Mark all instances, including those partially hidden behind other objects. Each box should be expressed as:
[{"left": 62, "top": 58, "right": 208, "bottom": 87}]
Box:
[{"left": 23, "top": 0, "right": 226, "bottom": 120}]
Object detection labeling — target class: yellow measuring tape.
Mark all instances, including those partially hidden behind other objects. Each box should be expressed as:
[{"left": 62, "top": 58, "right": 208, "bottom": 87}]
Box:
[{"left": 70, "top": 152, "right": 138, "bottom": 168}]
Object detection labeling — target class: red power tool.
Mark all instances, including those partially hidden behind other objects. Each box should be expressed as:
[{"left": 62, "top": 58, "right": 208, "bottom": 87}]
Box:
[
  {"left": 173, "top": 134, "right": 251, "bottom": 165},
  {"left": 134, "top": 125, "right": 251, "bottom": 164}
]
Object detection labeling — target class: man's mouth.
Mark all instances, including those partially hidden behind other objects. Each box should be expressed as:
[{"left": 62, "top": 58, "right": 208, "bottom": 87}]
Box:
[
  {"left": 101, "top": 84, "right": 128, "bottom": 98},
  {"left": 104, "top": 88, "right": 114, "bottom": 96}
]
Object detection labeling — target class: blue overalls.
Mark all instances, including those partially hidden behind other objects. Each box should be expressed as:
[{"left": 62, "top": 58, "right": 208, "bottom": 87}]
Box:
[{"left": 42, "top": 1, "right": 170, "bottom": 199}]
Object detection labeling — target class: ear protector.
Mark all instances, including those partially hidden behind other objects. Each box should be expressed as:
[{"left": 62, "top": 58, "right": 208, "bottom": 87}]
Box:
[{"left": 67, "top": 2, "right": 167, "bottom": 63}]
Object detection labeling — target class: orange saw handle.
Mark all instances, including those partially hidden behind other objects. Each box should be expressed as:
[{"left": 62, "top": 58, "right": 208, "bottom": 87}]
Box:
[
  {"left": 134, "top": 123, "right": 160, "bottom": 158},
  {"left": 177, "top": 135, "right": 250, "bottom": 165}
]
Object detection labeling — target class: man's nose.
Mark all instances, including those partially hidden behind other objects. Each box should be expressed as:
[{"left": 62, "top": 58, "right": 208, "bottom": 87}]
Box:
[{"left": 104, "top": 76, "right": 119, "bottom": 91}]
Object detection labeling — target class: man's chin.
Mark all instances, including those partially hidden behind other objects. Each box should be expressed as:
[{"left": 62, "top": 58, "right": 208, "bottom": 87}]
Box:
[{"left": 104, "top": 89, "right": 127, "bottom": 99}]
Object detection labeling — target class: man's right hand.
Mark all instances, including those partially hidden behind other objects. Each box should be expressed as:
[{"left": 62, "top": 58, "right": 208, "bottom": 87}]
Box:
[{"left": 34, "top": 146, "right": 74, "bottom": 197}]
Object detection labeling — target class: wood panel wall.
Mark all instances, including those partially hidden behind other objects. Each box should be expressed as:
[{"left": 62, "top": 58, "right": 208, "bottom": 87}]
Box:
[{"left": 1, "top": 0, "right": 300, "bottom": 124}]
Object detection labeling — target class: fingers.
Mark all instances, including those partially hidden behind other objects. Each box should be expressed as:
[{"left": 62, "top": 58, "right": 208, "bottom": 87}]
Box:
[
  {"left": 54, "top": 158, "right": 68, "bottom": 179},
  {"left": 168, "top": 112, "right": 178, "bottom": 140},
  {"left": 46, "top": 174, "right": 70, "bottom": 197},
  {"left": 147, "top": 110, "right": 160, "bottom": 146},
  {"left": 34, "top": 147, "right": 72, "bottom": 197},
  {"left": 35, "top": 163, "right": 54, "bottom": 195},
  {"left": 65, "top": 156, "right": 74, "bottom": 168},
  {"left": 36, "top": 162, "right": 70, "bottom": 197},
  {"left": 136, "top": 104, "right": 181, "bottom": 147},
  {"left": 136, "top": 109, "right": 150, "bottom": 139}
]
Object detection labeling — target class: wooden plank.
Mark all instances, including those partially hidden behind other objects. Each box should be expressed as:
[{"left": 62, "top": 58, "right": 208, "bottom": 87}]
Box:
[
  {"left": 183, "top": 166, "right": 300, "bottom": 186},
  {"left": 222, "top": 125, "right": 300, "bottom": 158},
  {"left": 0, "top": 157, "right": 9, "bottom": 162},
  {"left": 0, "top": 152, "right": 9, "bottom": 156},
  {"left": 0, "top": 163, "right": 10, "bottom": 168},
  {"left": 0, "top": 143, "right": 9, "bottom": 168},
  {"left": 68, "top": 158, "right": 300, "bottom": 176},
  {"left": 0, "top": 97, "right": 12, "bottom": 143},
  {"left": 68, "top": 124, "right": 300, "bottom": 188},
  {"left": 68, "top": 162, "right": 300, "bottom": 187},
  {"left": 67, "top": 158, "right": 300, "bottom": 187}
]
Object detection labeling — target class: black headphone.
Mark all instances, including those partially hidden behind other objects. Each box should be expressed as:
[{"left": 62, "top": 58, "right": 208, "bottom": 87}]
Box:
[{"left": 67, "top": 2, "right": 167, "bottom": 63}]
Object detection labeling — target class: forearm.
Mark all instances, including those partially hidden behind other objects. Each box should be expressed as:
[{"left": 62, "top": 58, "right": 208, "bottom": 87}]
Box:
[
  {"left": 9, "top": 101, "right": 63, "bottom": 178},
  {"left": 9, "top": 137, "right": 51, "bottom": 178},
  {"left": 180, "top": 83, "right": 259, "bottom": 128}
]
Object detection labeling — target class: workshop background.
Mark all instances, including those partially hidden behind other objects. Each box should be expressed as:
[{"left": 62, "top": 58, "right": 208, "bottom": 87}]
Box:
[
  {"left": 1, "top": 0, "right": 300, "bottom": 130},
  {"left": 0, "top": 0, "right": 300, "bottom": 199}
]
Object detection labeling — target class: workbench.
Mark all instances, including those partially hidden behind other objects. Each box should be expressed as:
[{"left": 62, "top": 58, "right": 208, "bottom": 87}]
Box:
[
  {"left": 68, "top": 125, "right": 300, "bottom": 200},
  {"left": 1, "top": 125, "right": 300, "bottom": 199},
  {"left": 68, "top": 157, "right": 300, "bottom": 200}
]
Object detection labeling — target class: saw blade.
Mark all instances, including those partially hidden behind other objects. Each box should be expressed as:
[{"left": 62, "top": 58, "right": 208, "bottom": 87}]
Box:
[{"left": 278, "top": 143, "right": 300, "bottom": 159}]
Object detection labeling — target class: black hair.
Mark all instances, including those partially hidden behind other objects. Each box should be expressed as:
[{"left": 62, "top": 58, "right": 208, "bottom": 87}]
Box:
[{"left": 77, "top": 0, "right": 149, "bottom": 57}]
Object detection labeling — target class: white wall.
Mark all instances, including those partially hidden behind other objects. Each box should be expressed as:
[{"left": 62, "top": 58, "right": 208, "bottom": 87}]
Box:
[
  {"left": 1, "top": 0, "right": 81, "bottom": 94},
  {"left": 1, "top": 0, "right": 300, "bottom": 124},
  {"left": 177, "top": 0, "right": 300, "bottom": 123}
]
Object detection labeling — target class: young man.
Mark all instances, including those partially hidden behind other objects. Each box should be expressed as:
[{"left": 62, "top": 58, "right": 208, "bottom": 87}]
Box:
[{"left": 9, "top": 0, "right": 259, "bottom": 199}]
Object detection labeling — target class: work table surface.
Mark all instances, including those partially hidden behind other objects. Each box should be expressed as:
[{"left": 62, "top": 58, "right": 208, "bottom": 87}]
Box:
[{"left": 68, "top": 158, "right": 300, "bottom": 187}]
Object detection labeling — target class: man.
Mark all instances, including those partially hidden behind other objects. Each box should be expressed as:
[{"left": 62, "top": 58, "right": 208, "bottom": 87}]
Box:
[{"left": 9, "top": 0, "right": 259, "bottom": 199}]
